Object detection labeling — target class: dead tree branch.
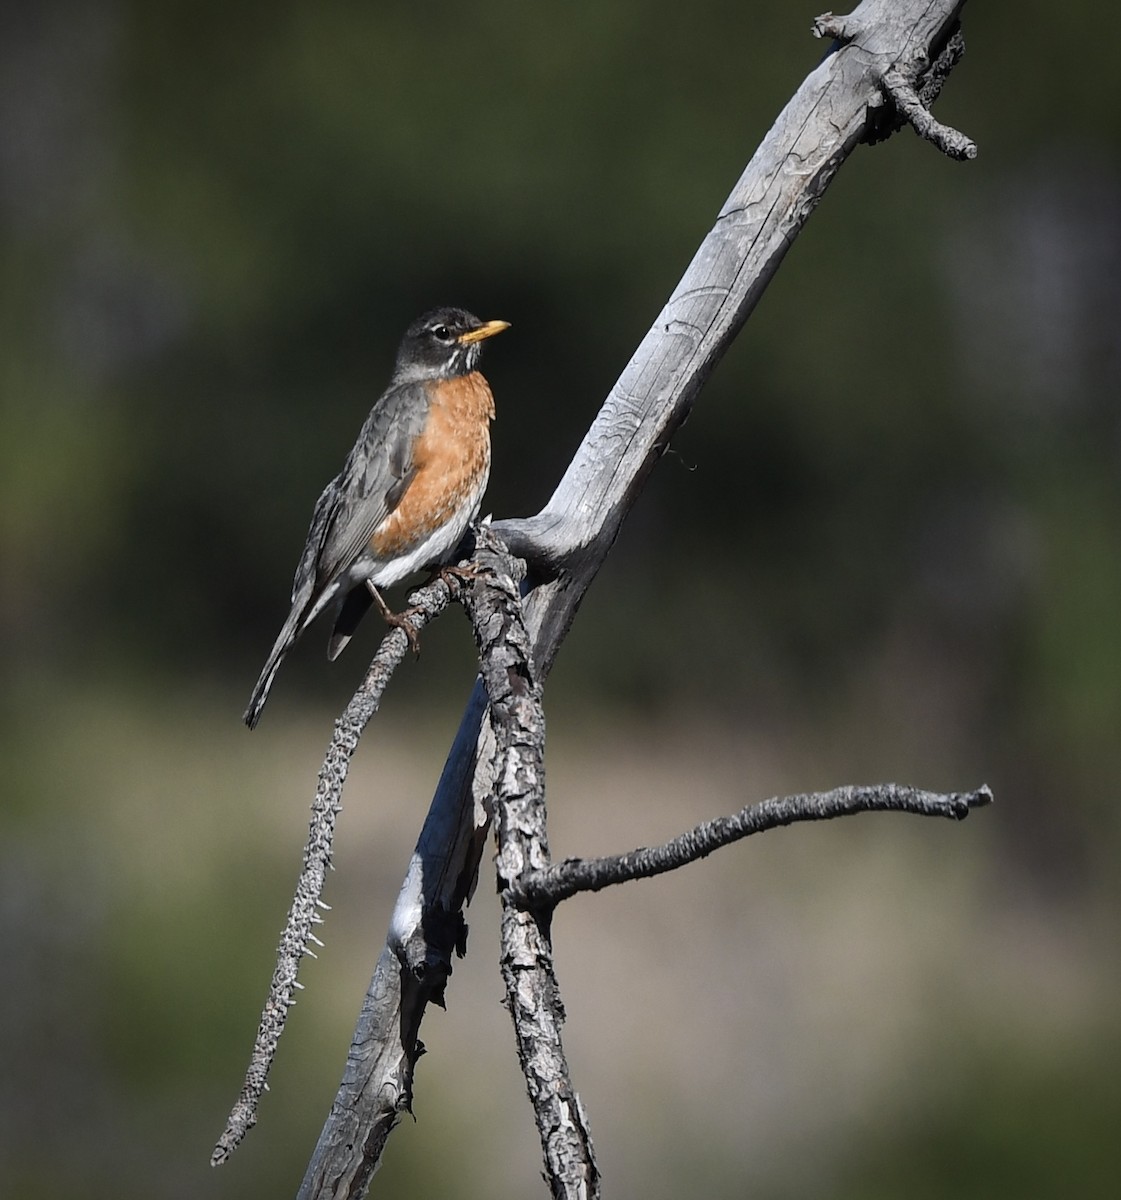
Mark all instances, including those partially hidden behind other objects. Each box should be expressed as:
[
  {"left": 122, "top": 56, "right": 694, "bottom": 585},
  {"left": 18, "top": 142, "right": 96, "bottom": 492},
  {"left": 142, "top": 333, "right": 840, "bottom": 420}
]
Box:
[
  {"left": 213, "top": 574, "right": 465, "bottom": 1164},
  {"left": 461, "top": 530, "right": 599, "bottom": 1199},
  {"left": 513, "top": 785, "right": 993, "bottom": 911},
  {"left": 218, "top": 1, "right": 979, "bottom": 1194},
  {"left": 490, "top": 0, "right": 974, "bottom": 661},
  {"left": 881, "top": 46, "right": 976, "bottom": 160},
  {"left": 814, "top": 13, "right": 975, "bottom": 158},
  {"left": 298, "top": 0, "right": 977, "bottom": 1192}
]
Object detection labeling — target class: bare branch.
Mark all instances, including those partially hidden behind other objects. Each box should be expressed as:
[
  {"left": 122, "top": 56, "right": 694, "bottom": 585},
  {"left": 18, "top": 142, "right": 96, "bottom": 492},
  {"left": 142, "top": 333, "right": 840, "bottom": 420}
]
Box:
[
  {"left": 213, "top": 575, "right": 460, "bottom": 1165},
  {"left": 296, "top": 620, "right": 494, "bottom": 1196},
  {"left": 819, "top": 7, "right": 976, "bottom": 159},
  {"left": 491, "top": 0, "right": 973, "bottom": 660},
  {"left": 882, "top": 53, "right": 977, "bottom": 160},
  {"left": 256, "top": 2, "right": 981, "bottom": 1192},
  {"left": 462, "top": 530, "right": 599, "bottom": 1199},
  {"left": 513, "top": 785, "right": 993, "bottom": 910}
]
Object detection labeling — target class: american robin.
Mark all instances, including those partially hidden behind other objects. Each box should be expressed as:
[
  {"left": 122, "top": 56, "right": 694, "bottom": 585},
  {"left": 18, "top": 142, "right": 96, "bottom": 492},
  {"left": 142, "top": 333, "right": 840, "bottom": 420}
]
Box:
[{"left": 244, "top": 306, "right": 509, "bottom": 729}]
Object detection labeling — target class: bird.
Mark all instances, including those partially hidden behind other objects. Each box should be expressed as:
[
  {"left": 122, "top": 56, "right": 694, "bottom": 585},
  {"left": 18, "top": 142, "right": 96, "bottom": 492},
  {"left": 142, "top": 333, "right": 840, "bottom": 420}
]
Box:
[{"left": 243, "top": 306, "right": 509, "bottom": 729}]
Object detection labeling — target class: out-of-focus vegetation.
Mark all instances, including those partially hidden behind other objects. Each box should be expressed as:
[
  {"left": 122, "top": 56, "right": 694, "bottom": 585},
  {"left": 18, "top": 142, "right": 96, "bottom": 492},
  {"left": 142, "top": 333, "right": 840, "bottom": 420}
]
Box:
[{"left": 3, "top": 1, "right": 1119, "bottom": 1197}]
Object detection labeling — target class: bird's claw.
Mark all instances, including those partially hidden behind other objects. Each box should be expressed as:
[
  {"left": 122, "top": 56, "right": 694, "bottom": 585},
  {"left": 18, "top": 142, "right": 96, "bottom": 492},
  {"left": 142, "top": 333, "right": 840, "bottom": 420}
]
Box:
[
  {"left": 366, "top": 581, "right": 422, "bottom": 657},
  {"left": 384, "top": 608, "right": 422, "bottom": 658},
  {"left": 437, "top": 561, "right": 485, "bottom": 588}
]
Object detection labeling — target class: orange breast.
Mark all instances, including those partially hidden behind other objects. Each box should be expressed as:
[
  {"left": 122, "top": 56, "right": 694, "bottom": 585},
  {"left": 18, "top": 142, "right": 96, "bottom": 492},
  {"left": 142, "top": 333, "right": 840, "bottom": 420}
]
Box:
[{"left": 370, "top": 372, "right": 494, "bottom": 557}]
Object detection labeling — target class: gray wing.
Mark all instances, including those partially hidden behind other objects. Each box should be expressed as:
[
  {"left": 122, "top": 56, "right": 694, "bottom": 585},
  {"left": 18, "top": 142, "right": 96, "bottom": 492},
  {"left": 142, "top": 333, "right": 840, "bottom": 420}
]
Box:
[
  {"left": 243, "top": 381, "right": 431, "bottom": 729},
  {"left": 289, "top": 379, "right": 431, "bottom": 610}
]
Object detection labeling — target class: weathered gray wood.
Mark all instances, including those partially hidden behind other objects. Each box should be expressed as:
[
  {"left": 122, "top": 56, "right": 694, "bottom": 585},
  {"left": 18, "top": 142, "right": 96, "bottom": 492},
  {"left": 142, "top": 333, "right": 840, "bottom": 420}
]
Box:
[
  {"left": 296, "top": 2, "right": 974, "bottom": 1195},
  {"left": 498, "top": 0, "right": 969, "bottom": 669},
  {"left": 295, "top": 673, "right": 492, "bottom": 1199}
]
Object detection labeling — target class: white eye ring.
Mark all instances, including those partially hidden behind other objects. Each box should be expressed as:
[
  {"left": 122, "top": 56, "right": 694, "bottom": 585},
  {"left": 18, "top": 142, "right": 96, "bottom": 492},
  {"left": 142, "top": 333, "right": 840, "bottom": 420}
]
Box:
[{"left": 431, "top": 324, "right": 453, "bottom": 342}]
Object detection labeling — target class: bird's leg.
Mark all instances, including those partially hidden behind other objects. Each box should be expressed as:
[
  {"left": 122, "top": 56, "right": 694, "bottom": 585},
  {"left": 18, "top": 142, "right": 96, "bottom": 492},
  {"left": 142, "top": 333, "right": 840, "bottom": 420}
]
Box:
[{"left": 365, "top": 581, "right": 421, "bottom": 657}]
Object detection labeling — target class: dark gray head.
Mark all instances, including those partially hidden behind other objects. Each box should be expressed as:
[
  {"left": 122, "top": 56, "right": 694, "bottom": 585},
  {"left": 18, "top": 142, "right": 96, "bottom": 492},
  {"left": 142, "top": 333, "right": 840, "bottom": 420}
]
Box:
[{"left": 394, "top": 306, "right": 510, "bottom": 380}]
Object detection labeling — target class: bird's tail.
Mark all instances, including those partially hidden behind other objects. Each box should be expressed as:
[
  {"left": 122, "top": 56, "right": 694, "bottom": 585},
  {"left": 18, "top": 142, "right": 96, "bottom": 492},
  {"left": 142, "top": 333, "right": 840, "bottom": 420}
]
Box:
[
  {"left": 243, "top": 607, "right": 304, "bottom": 730},
  {"left": 326, "top": 584, "right": 373, "bottom": 662}
]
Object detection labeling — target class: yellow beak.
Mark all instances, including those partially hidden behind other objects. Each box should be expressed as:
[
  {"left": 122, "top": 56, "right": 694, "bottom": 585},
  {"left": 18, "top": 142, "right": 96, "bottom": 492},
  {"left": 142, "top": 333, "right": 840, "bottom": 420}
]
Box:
[{"left": 457, "top": 319, "right": 511, "bottom": 344}]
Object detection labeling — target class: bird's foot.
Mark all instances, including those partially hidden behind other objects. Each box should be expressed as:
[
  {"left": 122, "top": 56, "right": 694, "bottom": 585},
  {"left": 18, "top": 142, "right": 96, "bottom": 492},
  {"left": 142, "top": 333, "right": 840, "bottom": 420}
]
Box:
[
  {"left": 384, "top": 606, "right": 423, "bottom": 657},
  {"left": 435, "top": 561, "right": 485, "bottom": 589},
  {"left": 366, "top": 581, "right": 422, "bottom": 657}
]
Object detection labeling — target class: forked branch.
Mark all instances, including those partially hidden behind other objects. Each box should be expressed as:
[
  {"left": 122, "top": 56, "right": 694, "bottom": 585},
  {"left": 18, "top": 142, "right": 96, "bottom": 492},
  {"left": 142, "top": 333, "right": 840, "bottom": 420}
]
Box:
[{"left": 216, "top": 2, "right": 980, "bottom": 1195}]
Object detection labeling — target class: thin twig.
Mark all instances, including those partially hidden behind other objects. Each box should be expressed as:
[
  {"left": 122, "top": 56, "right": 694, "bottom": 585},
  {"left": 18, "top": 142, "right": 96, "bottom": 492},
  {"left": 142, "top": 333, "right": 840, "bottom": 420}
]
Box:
[
  {"left": 513, "top": 784, "right": 993, "bottom": 910},
  {"left": 212, "top": 575, "right": 459, "bottom": 1165},
  {"left": 882, "top": 63, "right": 977, "bottom": 159},
  {"left": 463, "top": 530, "right": 600, "bottom": 1200}
]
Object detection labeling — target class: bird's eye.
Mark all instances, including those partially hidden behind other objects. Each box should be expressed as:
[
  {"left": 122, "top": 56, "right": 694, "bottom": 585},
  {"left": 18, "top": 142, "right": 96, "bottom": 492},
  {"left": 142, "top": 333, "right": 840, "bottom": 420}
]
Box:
[{"left": 431, "top": 324, "right": 452, "bottom": 342}]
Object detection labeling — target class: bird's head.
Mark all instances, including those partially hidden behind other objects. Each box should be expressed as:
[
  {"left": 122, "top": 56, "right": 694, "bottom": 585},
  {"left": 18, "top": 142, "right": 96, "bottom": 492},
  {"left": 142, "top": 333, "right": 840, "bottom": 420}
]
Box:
[{"left": 395, "top": 307, "right": 510, "bottom": 379}]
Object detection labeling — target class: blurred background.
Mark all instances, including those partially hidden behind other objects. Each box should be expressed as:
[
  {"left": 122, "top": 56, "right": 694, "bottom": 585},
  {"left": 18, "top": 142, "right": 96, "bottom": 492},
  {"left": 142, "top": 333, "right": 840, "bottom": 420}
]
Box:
[{"left": 3, "top": 0, "right": 1119, "bottom": 1196}]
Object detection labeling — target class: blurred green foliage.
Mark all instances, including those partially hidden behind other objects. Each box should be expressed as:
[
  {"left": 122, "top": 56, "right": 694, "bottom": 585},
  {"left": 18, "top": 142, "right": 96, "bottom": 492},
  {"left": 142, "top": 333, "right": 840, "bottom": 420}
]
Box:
[
  {"left": 831, "top": 1039, "right": 1121, "bottom": 1199},
  {"left": 3, "top": 0, "right": 1121, "bottom": 1196}
]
